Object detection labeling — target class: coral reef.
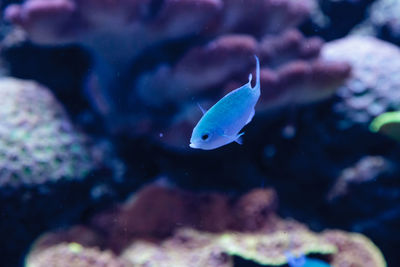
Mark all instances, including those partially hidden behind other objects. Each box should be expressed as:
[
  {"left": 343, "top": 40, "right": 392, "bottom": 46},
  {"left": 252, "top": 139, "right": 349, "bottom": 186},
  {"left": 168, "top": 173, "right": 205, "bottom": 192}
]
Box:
[
  {"left": 353, "top": 0, "right": 400, "bottom": 44},
  {"left": 89, "top": 184, "right": 279, "bottom": 252},
  {"left": 0, "top": 77, "right": 93, "bottom": 187},
  {"left": 24, "top": 184, "right": 386, "bottom": 267},
  {"left": 326, "top": 156, "right": 394, "bottom": 202},
  {"left": 0, "top": 77, "right": 125, "bottom": 266},
  {"left": 322, "top": 230, "right": 387, "bottom": 267},
  {"left": 136, "top": 29, "right": 349, "bottom": 148},
  {"left": 3, "top": 0, "right": 350, "bottom": 149},
  {"left": 122, "top": 227, "right": 335, "bottom": 267},
  {"left": 322, "top": 36, "right": 400, "bottom": 129},
  {"left": 26, "top": 242, "right": 128, "bottom": 267},
  {"left": 0, "top": 0, "right": 397, "bottom": 266}
]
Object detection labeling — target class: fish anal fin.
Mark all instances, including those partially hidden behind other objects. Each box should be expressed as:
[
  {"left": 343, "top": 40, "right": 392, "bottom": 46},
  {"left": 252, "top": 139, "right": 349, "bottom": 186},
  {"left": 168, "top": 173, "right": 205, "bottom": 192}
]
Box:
[{"left": 235, "top": 132, "right": 245, "bottom": 145}]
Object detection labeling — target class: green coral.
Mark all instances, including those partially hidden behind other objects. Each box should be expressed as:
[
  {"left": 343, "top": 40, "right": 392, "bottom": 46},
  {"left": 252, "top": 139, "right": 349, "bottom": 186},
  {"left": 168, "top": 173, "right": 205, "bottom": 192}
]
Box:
[
  {"left": 121, "top": 227, "right": 336, "bottom": 267},
  {"left": 219, "top": 230, "right": 336, "bottom": 266},
  {"left": 0, "top": 78, "right": 94, "bottom": 187},
  {"left": 370, "top": 111, "right": 400, "bottom": 142}
]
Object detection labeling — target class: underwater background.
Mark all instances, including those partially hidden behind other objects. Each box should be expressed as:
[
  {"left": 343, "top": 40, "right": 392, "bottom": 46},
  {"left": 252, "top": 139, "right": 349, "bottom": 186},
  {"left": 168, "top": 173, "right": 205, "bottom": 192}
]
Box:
[{"left": 0, "top": 0, "right": 400, "bottom": 266}]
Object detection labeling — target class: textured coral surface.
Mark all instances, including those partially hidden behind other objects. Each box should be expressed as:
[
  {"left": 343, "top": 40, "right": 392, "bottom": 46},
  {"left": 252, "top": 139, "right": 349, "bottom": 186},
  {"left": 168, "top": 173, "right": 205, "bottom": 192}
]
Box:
[
  {"left": 25, "top": 184, "right": 386, "bottom": 267},
  {"left": 1, "top": 0, "right": 399, "bottom": 266},
  {"left": 322, "top": 36, "right": 400, "bottom": 128},
  {"left": 3, "top": 0, "right": 350, "bottom": 149},
  {"left": 0, "top": 77, "right": 93, "bottom": 187}
]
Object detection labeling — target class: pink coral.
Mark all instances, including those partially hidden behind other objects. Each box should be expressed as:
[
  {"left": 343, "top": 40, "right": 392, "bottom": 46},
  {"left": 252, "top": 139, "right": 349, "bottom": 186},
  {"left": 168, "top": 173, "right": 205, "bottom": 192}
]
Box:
[{"left": 4, "top": 0, "right": 350, "bottom": 149}]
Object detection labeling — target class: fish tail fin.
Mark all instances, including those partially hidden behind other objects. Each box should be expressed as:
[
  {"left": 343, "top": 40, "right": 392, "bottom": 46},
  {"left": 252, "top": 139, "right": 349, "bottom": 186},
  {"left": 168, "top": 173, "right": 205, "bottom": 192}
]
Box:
[{"left": 254, "top": 55, "right": 260, "bottom": 90}]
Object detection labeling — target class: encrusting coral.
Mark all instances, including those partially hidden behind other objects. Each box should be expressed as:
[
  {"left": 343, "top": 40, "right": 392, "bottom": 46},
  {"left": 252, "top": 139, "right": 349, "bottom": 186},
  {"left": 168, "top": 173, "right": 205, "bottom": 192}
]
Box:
[
  {"left": 4, "top": 0, "right": 350, "bottom": 149},
  {"left": 24, "top": 183, "right": 387, "bottom": 267},
  {"left": 0, "top": 77, "right": 93, "bottom": 187},
  {"left": 26, "top": 242, "right": 128, "bottom": 267}
]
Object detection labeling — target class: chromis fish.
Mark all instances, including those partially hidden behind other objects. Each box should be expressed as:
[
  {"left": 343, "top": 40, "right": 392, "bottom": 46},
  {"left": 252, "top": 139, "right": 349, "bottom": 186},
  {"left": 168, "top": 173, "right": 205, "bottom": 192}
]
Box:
[
  {"left": 286, "top": 252, "right": 331, "bottom": 267},
  {"left": 189, "top": 55, "right": 260, "bottom": 150}
]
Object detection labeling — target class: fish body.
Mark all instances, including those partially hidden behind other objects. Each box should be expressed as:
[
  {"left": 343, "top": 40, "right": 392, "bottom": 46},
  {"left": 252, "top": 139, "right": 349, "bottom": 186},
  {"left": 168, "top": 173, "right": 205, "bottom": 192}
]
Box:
[
  {"left": 189, "top": 56, "right": 260, "bottom": 150},
  {"left": 286, "top": 252, "right": 331, "bottom": 267}
]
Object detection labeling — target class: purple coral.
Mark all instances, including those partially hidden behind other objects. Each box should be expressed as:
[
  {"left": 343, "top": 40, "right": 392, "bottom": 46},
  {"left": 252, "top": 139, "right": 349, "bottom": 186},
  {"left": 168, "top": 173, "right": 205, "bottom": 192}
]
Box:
[
  {"left": 136, "top": 29, "right": 350, "bottom": 148},
  {"left": 2, "top": 0, "right": 350, "bottom": 149},
  {"left": 0, "top": 78, "right": 94, "bottom": 187}
]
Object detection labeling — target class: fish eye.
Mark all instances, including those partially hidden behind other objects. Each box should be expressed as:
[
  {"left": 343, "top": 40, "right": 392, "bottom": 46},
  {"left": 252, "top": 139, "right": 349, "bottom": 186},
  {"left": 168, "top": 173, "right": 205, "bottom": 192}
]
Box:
[{"left": 201, "top": 133, "right": 210, "bottom": 141}]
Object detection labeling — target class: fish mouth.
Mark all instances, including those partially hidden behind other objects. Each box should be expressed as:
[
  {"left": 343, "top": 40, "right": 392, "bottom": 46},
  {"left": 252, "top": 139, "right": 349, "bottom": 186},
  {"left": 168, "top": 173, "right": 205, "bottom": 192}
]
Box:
[{"left": 189, "top": 143, "right": 198, "bottom": 149}]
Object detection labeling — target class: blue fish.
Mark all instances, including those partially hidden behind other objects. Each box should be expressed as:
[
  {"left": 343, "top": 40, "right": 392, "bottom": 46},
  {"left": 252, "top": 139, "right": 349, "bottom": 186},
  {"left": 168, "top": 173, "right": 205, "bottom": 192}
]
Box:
[
  {"left": 286, "top": 252, "right": 331, "bottom": 267},
  {"left": 189, "top": 55, "right": 260, "bottom": 150}
]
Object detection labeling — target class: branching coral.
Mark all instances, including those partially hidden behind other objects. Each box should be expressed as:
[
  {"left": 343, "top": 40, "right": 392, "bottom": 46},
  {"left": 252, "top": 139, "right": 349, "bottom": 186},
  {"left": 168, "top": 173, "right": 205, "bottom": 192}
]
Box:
[
  {"left": 137, "top": 29, "right": 350, "bottom": 148},
  {"left": 0, "top": 77, "right": 94, "bottom": 187},
  {"left": 4, "top": 0, "right": 350, "bottom": 149}
]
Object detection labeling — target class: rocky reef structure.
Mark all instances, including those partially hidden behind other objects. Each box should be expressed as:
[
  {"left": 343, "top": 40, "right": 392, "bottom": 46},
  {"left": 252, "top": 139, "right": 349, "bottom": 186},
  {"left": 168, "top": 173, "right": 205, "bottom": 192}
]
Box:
[
  {"left": 4, "top": 0, "right": 350, "bottom": 149},
  {"left": 24, "top": 184, "right": 387, "bottom": 267}
]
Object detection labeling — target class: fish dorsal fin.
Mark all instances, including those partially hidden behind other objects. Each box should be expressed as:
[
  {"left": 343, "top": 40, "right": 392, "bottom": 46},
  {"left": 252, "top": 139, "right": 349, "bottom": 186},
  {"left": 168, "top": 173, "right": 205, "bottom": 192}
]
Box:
[
  {"left": 253, "top": 55, "right": 260, "bottom": 90},
  {"left": 247, "top": 55, "right": 260, "bottom": 90},
  {"left": 197, "top": 103, "right": 207, "bottom": 115}
]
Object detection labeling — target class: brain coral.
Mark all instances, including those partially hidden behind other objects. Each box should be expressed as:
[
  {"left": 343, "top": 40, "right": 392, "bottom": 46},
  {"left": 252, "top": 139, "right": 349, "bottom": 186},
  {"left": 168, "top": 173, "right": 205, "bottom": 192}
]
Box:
[
  {"left": 0, "top": 77, "right": 94, "bottom": 187},
  {"left": 322, "top": 36, "right": 400, "bottom": 129}
]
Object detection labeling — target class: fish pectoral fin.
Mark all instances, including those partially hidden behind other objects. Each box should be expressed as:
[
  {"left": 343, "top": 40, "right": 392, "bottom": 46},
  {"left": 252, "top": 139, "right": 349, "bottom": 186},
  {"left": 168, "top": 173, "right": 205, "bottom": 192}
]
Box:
[
  {"left": 235, "top": 132, "right": 245, "bottom": 145},
  {"left": 246, "top": 109, "right": 255, "bottom": 124},
  {"left": 197, "top": 103, "right": 207, "bottom": 115}
]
